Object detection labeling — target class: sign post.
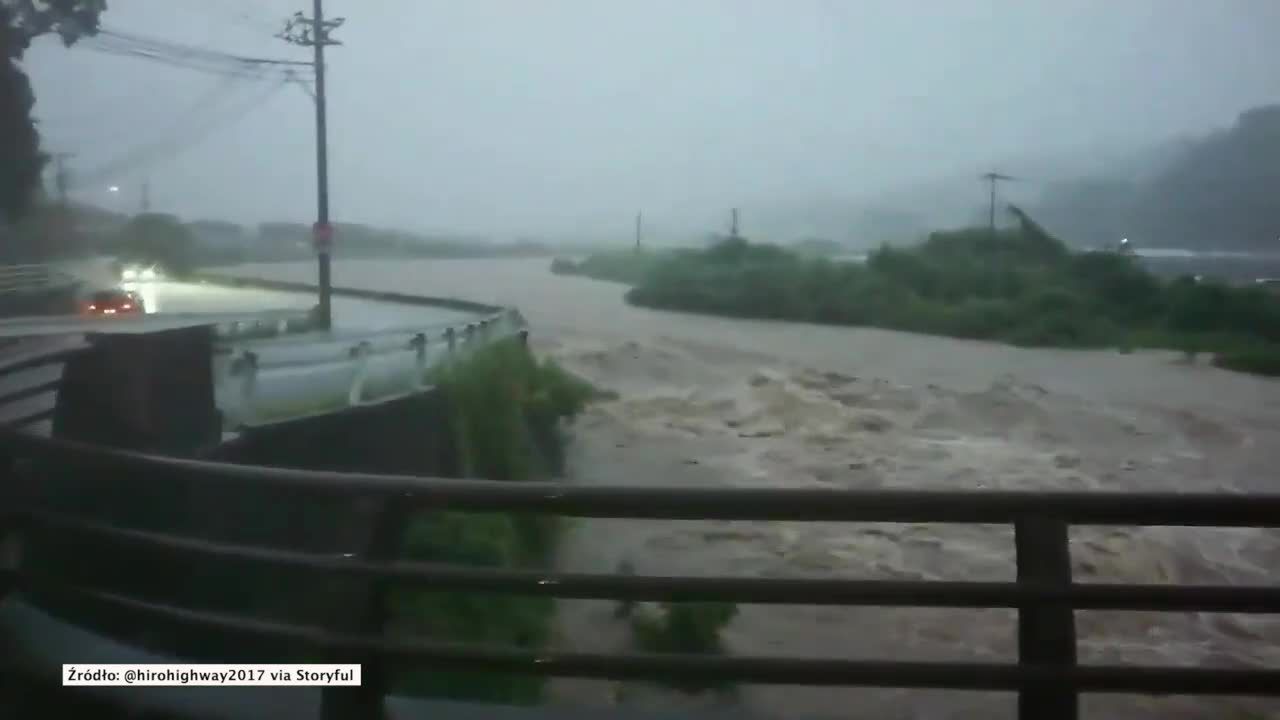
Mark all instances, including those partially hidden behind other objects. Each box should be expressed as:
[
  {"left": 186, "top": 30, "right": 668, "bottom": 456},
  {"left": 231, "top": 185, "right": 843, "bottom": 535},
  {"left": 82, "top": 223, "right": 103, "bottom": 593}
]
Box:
[
  {"left": 313, "top": 221, "right": 333, "bottom": 330},
  {"left": 313, "top": 221, "right": 334, "bottom": 254}
]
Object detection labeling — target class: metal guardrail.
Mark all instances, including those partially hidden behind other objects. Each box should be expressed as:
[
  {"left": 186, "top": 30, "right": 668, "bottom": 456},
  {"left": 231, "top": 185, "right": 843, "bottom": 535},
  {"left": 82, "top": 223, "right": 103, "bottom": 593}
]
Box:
[
  {"left": 200, "top": 274, "right": 527, "bottom": 429},
  {"left": 0, "top": 431, "right": 1278, "bottom": 720},
  {"left": 0, "top": 264, "right": 78, "bottom": 295},
  {"left": 0, "top": 275, "right": 521, "bottom": 434},
  {"left": 217, "top": 308, "right": 525, "bottom": 428}
]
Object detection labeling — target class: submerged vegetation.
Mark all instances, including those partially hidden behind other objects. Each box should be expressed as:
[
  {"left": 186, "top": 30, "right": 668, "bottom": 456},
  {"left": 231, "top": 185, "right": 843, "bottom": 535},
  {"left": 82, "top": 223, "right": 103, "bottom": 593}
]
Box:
[
  {"left": 550, "top": 249, "right": 673, "bottom": 286},
  {"left": 558, "top": 212, "right": 1280, "bottom": 376},
  {"left": 390, "top": 339, "right": 600, "bottom": 703},
  {"left": 626, "top": 600, "right": 740, "bottom": 694}
]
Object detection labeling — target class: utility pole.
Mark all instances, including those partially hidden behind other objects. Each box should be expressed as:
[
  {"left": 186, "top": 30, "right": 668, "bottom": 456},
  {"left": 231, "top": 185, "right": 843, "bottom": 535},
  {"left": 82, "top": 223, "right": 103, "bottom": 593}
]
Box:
[
  {"left": 140, "top": 178, "right": 151, "bottom": 214},
  {"left": 730, "top": 208, "right": 740, "bottom": 239},
  {"left": 635, "top": 211, "right": 642, "bottom": 252},
  {"left": 51, "top": 152, "right": 75, "bottom": 207},
  {"left": 981, "top": 171, "right": 1015, "bottom": 233},
  {"left": 48, "top": 152, "right": 76, "bottom": 257},
  {"left": 279, "top": 2, "right": 344, "bottom": 331}
]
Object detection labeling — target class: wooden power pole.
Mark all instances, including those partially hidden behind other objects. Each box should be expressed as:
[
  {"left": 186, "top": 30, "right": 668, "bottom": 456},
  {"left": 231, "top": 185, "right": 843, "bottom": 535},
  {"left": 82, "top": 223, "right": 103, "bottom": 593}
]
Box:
[{"left": 279, "top": 1, "right": 344, "bottom": 330}]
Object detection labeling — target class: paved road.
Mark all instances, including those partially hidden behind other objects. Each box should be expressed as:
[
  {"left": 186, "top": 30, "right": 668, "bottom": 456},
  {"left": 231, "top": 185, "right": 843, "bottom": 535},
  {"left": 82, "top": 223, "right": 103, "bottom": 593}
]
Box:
[
  {"left": 0, "top": 279, "right": 478, "bottom": 435},
  {"left": 132, "top": 280, "right": 472, "bottom": 330}
]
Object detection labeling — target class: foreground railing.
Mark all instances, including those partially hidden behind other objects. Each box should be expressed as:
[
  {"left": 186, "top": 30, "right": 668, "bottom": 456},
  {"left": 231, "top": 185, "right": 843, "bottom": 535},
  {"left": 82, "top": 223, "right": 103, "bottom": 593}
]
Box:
[
  {"left": 1, "top": 428, "right": 1278, "bottom": 720},
  {"left": 0, "top": 339, "right": 88, "bottom": 430}
]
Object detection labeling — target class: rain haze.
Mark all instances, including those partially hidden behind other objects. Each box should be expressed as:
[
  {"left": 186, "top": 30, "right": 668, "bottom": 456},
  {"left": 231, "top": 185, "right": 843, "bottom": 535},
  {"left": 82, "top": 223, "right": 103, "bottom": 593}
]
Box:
[
  {"left": 7, "top": 3, "right": 1280, "bottom": 720},
  {"left": 27, "top": 0, "right": 1280, "bottom": 243}
]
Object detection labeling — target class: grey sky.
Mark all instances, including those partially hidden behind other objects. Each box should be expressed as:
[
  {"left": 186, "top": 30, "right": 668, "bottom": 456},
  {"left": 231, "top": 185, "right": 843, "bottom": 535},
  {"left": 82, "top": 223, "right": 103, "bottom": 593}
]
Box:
[{"left": 25, "top": 0, "right": 1280, "bottom": 242}]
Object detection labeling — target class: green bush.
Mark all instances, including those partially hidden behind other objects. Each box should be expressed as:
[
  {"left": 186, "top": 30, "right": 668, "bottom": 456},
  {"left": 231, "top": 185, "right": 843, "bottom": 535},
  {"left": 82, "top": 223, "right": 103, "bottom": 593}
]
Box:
[
  {"left": 548, "top": 249, "right": 668, "bottom": 285},
  {"left": 391, "top": 340, "right": 602, "bottom": 704},
  {"left": 549, "top": 257, "right": 577, "bottom": 274},
  {"left": 629, "top": 601, "right": 740, "bottom": 693},
  {"left": 559, "top": 213, "right": 1280, "bottom": 376},
  {"left": 1213, "top": 346, "right": 1280, "bottom": 376}
]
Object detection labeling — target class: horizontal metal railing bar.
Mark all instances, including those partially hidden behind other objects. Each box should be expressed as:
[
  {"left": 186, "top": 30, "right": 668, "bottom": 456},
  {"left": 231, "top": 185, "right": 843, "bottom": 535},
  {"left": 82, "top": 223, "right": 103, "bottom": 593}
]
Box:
[
  {"left": 16, "top": 583, "right": 1278, "bottom": 695},
  {"left": 3, "top": 432, "right": 1279, "bottom": 526},
  {"left": 0, "top": 346, "right": 85, "bottom": 376},
  {"left": 6, "top": 408, "right": 55, "bottom": 428},
  {"left": 0, "top": 379, "right": 60, "bottom": 408},
  {"left": 29, "top": 511, "right": 1280, "bottom": 613},
  {"left": 226, "top": 316, "right": 512, "bottom": 372}
]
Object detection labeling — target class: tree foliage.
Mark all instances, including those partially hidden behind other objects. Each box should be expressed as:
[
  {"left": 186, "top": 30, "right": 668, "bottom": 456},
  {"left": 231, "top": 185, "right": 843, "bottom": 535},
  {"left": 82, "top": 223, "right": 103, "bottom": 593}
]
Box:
[
  {"left": 114, "top": 213, "right": 196, "bottom": 275},
  {"left": 564, "top": 209, "right": 1280, "bottom": 374},
  {"left": 0, "top": 1, "right": 105, "bottom": 223}
]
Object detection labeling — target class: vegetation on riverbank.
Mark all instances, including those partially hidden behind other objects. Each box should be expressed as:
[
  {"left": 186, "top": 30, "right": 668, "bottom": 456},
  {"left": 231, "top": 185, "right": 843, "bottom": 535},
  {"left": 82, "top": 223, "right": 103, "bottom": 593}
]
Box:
[
  {"left": 391, "top": 339, "right": 601, "bottom": 703},
  {"left": 557, "top": 212, "right": 1280, "bottom": 376},
  {"left": 628, "top": 600, "right": 740, "bottom": 693},
  {"left": 550, "top": 249, "right": 673, "bottom": 286}
]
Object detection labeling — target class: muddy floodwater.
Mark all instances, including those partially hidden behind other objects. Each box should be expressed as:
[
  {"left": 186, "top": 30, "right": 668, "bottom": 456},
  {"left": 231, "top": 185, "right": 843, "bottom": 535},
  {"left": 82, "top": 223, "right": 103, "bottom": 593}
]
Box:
[{"left": 229, "top": 258, "right": 1280, "bottom": 720}]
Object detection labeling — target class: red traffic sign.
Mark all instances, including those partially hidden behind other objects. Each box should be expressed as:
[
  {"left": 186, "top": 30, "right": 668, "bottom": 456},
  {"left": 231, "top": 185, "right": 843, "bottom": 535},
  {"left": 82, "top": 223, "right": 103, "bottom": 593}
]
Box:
[{"left": 312, "top": 222, "right": 334, "bottom": 252}]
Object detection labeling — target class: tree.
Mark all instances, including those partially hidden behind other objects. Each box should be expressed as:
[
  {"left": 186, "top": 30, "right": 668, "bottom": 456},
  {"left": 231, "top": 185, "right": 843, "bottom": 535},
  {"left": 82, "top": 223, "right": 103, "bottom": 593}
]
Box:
[
  {"left": 115, "top": 213, "right": 196, "bottom": 276},
  {"left": 0, "top": 1, "right": 106, "bottom": 223}
]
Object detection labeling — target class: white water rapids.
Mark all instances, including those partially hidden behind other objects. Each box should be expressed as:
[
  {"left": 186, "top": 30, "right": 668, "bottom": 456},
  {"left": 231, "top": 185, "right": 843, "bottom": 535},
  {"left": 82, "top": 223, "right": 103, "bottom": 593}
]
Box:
[{"left": 228, "top": 258, "right": 1280, "bottom": 720}]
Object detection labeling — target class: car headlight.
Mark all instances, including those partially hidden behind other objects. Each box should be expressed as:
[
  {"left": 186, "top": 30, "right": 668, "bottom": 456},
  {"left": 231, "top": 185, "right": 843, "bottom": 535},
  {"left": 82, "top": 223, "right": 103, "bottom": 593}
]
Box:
[
  {"left": 121, "top": 268, "right": 138, "bottom": 281},
  {"left": 140, "top": 267, "right": 157, "bottom": 281}
]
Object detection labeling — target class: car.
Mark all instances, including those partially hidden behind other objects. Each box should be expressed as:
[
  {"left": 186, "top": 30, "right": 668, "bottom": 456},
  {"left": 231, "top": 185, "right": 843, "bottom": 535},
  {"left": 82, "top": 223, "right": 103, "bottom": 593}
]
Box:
[
  {"left": 120, "top": 264, "right": 159, "bottom": 282},
  {"left": 83, "top": 289, "right": 144, "bottom": 316}
]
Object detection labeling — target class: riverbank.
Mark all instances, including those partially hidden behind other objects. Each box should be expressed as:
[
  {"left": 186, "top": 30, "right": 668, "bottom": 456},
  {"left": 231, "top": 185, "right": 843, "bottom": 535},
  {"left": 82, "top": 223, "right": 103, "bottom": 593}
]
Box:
[{"left": 554, "top": 228, "right": 1280, "bottom": 376}]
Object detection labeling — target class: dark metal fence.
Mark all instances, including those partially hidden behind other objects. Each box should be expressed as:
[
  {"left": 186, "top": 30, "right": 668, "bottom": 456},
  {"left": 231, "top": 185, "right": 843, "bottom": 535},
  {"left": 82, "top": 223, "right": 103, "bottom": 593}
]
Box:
[{"left": 2, "top": 426, "right": 1279, "bottom": 720}]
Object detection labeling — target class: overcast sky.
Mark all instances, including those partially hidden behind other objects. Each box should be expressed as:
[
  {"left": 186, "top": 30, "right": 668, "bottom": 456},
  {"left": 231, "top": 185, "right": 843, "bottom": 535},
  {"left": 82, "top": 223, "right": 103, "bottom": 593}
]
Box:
[{"left": 24, "top": 0, "right": 1280, "bottom": 241}]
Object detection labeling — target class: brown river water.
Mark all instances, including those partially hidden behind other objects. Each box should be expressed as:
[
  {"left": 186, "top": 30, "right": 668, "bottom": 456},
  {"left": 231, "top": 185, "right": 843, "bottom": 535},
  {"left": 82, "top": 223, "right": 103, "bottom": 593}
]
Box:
[{"left": 227, "top": 258, "right": 1280, "bottom": 720}]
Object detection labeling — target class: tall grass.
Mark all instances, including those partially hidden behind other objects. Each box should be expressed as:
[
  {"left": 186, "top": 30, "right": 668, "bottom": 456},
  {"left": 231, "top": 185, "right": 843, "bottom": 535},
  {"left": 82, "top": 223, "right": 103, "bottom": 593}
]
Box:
[{"left": 390, "top": 339, "right": 600, "bottom": 703}]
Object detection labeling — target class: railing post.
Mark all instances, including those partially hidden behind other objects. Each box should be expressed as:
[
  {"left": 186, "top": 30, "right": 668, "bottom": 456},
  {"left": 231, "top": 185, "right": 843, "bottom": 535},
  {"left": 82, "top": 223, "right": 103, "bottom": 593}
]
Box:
[
  {"left": 408, "top": 333, "right": 427, "bottom": 389},
  {"left": 347, "top": 342, "right": 372, "bottom": 406},
  {"left": 1015, "top": 516, "right": 1077, "bottom": 720},
  {"left": 0, "top": 450, "right": 27, "bottom": 601},
  {"left": 229, "top": 351, "right": 258, "bottom": 427},
  {"left": 319, "top": 497, "right": 413, "bottom": 720}
]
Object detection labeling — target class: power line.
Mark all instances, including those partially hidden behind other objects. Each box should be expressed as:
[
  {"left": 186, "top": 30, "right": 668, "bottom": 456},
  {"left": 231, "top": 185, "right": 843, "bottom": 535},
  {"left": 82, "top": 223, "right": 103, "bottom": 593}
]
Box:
[
  {"left": 97, "top": 27, "right": 313, "bottom": 69},
  {"left": 39, "top": 73, "right": 247, "bottom": 164},
  {"left": 76, "top": 77, "right": 289, "bottom": 185},
  {"left": 65, "top": 72, "right": 246, "bottom": 170},
  {"left": 77, "top": 25, "right": 313, "bottom": 82}
]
